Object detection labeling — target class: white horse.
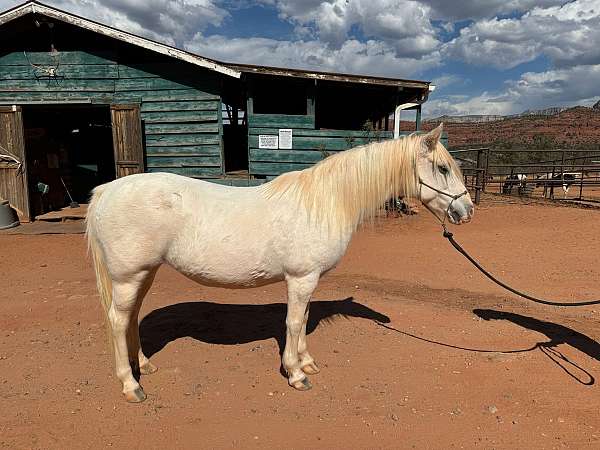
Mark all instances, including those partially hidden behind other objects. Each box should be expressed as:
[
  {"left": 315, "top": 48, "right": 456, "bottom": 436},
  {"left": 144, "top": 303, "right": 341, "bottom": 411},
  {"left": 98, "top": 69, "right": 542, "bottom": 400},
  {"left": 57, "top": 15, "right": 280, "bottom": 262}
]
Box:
[{"left": 86, "top": 124, "right": 473, "bottom": 403}]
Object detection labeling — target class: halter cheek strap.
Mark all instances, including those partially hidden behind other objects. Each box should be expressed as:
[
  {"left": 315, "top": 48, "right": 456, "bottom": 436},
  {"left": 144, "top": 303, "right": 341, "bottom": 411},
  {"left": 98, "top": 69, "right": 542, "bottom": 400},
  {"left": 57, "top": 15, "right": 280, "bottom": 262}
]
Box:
[{"left": 419, "top": 178, "right": 468, "bottom": 227}]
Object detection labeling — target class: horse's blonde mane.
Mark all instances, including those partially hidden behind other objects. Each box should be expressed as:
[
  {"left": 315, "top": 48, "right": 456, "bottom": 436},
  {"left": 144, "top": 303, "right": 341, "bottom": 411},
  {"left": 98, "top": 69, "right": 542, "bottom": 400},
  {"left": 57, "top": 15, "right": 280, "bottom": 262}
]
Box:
[{"left": 263, "top": 133, "right": 450, "bottom": 234}]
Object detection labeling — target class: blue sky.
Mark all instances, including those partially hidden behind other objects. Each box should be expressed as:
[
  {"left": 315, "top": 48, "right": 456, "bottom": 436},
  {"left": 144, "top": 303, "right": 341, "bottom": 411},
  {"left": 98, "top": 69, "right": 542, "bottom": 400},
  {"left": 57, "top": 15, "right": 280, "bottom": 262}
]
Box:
[{"left": 2, "top": 0, "right": 599, "bottom": 118}]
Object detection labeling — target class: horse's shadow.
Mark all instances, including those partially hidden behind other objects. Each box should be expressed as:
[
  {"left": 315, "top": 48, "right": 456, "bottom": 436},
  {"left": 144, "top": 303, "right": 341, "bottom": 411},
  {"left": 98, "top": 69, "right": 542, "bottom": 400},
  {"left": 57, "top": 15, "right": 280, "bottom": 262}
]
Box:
[
  {"left": 140, "top": 297, "right": 390, "bottom": 358},
  {"left": 474, "top": 308, "right": 600, "bottom": 384},
  {"left": 474, "top": 309, "right": 600, "bottom": 361}
]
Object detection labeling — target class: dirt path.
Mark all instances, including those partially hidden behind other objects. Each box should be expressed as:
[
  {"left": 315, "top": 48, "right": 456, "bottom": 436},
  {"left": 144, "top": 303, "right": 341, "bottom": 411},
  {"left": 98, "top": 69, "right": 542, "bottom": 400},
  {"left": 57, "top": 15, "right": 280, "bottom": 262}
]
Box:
[{"left": 2, "top": 203, "right": 600, "bottom": 449}]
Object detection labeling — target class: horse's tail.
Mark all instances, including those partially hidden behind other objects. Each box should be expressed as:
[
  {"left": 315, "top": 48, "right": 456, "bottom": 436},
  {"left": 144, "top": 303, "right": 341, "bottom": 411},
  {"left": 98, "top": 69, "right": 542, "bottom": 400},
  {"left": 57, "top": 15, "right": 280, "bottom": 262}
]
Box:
[{"left": 85, "top": 184, "right": 113, "bottom": 322}]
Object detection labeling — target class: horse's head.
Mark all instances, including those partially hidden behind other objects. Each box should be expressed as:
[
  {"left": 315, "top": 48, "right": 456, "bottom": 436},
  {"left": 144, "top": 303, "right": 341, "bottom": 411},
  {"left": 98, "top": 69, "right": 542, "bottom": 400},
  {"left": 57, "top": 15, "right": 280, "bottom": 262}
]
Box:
[{"left": 416, "top": 124, "right": 474, "bottom": 225}]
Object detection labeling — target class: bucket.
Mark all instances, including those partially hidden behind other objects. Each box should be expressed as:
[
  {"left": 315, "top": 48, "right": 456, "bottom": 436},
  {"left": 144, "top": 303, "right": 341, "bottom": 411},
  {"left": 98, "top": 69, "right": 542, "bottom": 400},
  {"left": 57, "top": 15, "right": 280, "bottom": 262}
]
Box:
[{"left": 0, "top": 200, "right": 20, "bottom": 229}]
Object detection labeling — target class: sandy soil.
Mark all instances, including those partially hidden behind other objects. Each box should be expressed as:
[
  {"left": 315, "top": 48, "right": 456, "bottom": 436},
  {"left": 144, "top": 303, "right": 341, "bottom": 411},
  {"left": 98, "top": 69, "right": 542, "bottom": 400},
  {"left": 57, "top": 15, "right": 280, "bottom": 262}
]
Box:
[{"left": 2, "top": 202, "right": 600, "bottom": 449}]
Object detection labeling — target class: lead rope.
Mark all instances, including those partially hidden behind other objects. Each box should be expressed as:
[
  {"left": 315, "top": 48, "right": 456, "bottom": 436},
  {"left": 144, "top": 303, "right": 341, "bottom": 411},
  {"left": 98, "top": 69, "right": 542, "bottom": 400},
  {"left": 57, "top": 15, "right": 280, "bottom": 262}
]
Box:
[
  {"left": 441, "top": 227, "right": 600, "bottom": 307},
  {"left": 418, "top": 180, "right": 600, "bottom": 307}
]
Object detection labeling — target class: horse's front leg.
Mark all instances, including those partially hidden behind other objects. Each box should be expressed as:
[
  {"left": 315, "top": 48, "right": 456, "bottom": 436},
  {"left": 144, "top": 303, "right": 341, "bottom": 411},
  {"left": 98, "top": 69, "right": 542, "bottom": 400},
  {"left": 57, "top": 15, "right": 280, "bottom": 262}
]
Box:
[
  {"left": 283, "top": 273, "right": 319, "bottom": 391},
  {"left": 298, "top": 304, "right": 320, "bottom": 375}
]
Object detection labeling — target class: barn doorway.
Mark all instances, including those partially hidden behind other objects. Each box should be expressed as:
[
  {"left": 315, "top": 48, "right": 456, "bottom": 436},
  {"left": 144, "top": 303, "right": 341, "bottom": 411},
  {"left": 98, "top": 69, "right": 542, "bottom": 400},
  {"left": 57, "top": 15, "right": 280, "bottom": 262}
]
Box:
[{"left": 22, "top": 104, "right": 115, "bottom": 218}]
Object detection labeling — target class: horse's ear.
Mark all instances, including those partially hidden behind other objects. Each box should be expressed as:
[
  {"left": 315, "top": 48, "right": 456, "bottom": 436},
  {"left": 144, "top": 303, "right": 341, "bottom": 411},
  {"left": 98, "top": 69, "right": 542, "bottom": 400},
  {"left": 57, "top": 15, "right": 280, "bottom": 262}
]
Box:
[{"left": 423, "top": 123, "right": 443, "bottom": 152}]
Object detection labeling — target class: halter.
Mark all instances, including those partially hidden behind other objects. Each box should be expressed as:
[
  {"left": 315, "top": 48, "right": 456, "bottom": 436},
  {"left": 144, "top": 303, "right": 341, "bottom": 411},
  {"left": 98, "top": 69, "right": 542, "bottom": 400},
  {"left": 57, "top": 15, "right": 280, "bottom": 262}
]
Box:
[{"left": 419, "top": 178, "right": 469, "bottom": 228}]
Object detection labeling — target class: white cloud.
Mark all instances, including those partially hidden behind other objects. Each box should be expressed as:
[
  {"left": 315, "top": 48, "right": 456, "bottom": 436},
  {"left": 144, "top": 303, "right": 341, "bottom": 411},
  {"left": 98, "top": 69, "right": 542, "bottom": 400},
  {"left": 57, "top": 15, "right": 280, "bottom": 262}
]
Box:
[
  {"left": 256, "top": 0, "right": 440, "bottom": 57},
  {"left": 443, "top": 0, "right": 600, "bottom": 69},
  {"left": 426, "top": 64, "right": 600, "bottom": 117},
  {"left": 0, "top": 0, "right": 230, "bottom": 46},
  {"left": 431, "top": 74, "right": 463, "bottom": 90},
  {"left": 187, "top": 33, "right": 441, "bottom": 77},
  {"left": 423, "top": 0, "right": 566, "bottom": 21},
  {"left": 425, "top": 93, "right": 514, "bottom": 118},
  {"left": 501, "top": 64, "right": 600, "bottom": 109}
]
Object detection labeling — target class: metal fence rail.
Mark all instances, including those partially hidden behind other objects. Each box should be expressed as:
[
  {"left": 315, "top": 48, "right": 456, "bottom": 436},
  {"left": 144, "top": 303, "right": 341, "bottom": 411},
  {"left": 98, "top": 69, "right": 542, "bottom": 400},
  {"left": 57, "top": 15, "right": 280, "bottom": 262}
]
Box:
[{"left": 449, "top": 148, "right": 600, "bottom": 204}]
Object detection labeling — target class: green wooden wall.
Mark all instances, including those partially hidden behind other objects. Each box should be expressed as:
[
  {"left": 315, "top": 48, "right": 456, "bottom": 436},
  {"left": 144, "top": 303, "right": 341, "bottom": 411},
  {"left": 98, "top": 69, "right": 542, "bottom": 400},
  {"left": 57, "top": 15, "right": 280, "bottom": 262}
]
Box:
[
  {"left": 0, "top": 51, "right": 223, "bottom": 178},
  {"left": 248, "top": 112, "right": 394, "bottom": 177}
]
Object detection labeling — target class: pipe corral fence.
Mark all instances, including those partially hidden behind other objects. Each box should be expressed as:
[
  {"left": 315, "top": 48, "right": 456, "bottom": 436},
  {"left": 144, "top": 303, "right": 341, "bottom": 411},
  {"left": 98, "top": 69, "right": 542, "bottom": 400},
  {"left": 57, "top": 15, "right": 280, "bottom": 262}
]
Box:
[{"left": 449, "top": 148, "right": 600, "bottom": 206}]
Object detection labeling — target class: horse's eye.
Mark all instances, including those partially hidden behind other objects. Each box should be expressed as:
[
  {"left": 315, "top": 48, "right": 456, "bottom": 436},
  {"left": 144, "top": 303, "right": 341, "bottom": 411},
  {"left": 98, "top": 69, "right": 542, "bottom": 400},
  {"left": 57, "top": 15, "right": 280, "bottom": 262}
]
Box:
[{"left": 438, "top": 165, "right": 449, "bottom": 175}]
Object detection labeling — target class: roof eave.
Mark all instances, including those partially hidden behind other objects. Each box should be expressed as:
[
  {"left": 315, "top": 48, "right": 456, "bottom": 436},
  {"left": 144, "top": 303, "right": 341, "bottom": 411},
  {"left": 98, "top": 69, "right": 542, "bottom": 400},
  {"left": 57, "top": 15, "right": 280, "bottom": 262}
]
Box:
[{"left": 227, "top": 63, "right": 431, "bottom": 89}]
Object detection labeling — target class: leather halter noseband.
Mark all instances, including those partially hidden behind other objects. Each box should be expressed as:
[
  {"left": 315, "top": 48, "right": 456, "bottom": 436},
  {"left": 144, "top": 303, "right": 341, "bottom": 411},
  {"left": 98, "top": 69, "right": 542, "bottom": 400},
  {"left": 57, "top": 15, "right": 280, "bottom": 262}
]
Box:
[{"left": 419, "top": 178, "right": 469, "bottom": 227}]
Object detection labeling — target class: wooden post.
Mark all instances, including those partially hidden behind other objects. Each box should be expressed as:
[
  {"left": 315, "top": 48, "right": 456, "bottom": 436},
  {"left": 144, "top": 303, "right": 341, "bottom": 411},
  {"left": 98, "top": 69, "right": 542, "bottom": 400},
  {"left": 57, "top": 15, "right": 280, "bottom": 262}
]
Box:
[{"left": 415, "top": 105, "right": 422, "bottom": 131}]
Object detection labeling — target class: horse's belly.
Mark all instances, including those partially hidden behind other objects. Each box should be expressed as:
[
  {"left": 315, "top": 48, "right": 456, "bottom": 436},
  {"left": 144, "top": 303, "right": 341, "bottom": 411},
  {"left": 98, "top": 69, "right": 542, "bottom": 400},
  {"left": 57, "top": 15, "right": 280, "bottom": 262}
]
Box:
[
  {"left": 183, "top": 269, "right": 285, "bottom": 288},
  {"left": 176, "top": 263, "right": 285, "bottom": 288},
  {"left": 166, "top": 240, "right": 285, "bottom": 289}
]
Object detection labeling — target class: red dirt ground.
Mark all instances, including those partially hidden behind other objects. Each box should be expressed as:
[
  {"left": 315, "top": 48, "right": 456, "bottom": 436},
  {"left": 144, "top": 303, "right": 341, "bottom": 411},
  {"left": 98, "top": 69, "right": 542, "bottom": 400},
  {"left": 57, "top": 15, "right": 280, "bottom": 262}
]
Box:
[{"left": 2, "top": 201, "right": 600, "bottom": 449}]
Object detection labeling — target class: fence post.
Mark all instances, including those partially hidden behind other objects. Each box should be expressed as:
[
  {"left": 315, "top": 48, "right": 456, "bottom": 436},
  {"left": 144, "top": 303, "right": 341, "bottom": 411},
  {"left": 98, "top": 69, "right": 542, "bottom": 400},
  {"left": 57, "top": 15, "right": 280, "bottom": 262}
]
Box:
[
  {"left": 474, "top": 148, "right": 483, "bottom": 205},
  {"left": 483, "top": 148, "right": 490, "bottom": 192}
]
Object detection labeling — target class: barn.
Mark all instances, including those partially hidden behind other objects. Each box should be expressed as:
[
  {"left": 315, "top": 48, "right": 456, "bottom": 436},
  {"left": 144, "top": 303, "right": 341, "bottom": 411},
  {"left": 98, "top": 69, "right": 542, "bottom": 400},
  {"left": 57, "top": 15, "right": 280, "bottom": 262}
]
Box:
[{"left": 0, "top": 1, "right": 436, "bottom": 222}]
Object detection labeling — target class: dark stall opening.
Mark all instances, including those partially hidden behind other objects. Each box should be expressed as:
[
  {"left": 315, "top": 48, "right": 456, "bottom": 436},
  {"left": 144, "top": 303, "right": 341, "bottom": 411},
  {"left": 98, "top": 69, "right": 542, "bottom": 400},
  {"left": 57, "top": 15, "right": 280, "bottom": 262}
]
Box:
[{"left": 23, "top": 104, "right": 114, "bottom": 217}]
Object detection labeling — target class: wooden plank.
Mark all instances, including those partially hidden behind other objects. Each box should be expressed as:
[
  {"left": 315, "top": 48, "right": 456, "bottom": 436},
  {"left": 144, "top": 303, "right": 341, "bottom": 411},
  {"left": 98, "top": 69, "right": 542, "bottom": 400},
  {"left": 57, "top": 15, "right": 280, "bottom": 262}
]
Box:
[
  {"left": 0, "top": 64, "right": 119, "bottom": 80},
  {"left": 115, "top": 89, "right": 219, "bottom": 102},
  {"left": 0, "top": 51, "right": 117, "bottom": 66},
  {"left": 118, "top": 64, "right": 219, "bottom": 87},
  {"left": 248, "top": 135, "right": 388, "bottom": 151},
  {"left": 145, "top": 145, "right": 221, "bottom": 156},
  {"left": 0, "top": 92, "right": 115, "bottom": 103},
  {"left": 144, "top": 123, "right": 219, "bottom": 135},
  {"left": 141, "top": 110, "right": 218, "bottom": 123},
  {"left": 0, "top": 79, "right": 115, "bottom": 92},
  {"left": 145, "top": 134, "right": 221, "bottom": 147},
  {"left": 147, "top": 167, "right": 222, "bottom": 177},
  {"left": 249, "top": 161, "right": 313, "bottom": 176},
  {"left": 115, "top": 78, "right": 196, "bottom": 92},
  {"left": 249, "top": 148, "right": 335, "bottom": 164},
  {"left": 249, "top": 127, "right": 393, "bottom": 138},
  {"left": 209, "top": 179, "right": 265, "bottom": 187},
  {"left": 247, "top": 114, "right": 315, "bottom": 129},
  {"left": 141, "top": 100, "right": 219, "bottom": 112},
  {"left": 146, "top": 156, "right": 221, "bottom": 167}
]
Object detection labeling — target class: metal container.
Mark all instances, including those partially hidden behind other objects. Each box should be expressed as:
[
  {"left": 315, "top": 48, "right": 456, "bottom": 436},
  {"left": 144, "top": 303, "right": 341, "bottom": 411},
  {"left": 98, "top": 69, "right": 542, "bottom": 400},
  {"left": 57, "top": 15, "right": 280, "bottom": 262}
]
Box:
[{"left": 0, "top": 199, "right": 19, "bottom": 229}]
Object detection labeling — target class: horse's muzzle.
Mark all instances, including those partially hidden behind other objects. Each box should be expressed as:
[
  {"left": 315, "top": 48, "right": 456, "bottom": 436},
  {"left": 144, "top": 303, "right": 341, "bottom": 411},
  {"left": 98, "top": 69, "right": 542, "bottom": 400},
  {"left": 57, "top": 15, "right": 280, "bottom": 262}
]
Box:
[{"left": 448, "top": 204, "right": 474, "bottom": 225}]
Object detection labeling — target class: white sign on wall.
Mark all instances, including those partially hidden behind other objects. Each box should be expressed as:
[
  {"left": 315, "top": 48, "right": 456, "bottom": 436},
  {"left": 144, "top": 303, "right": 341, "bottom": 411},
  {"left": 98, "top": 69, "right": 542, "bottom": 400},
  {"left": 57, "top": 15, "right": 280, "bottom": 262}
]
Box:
[
  {"left": 278, "top": 129, "right": 293, "bottom": 149},
  {"left": 258, "top": 135, "right": 278, "bottom": 149}
]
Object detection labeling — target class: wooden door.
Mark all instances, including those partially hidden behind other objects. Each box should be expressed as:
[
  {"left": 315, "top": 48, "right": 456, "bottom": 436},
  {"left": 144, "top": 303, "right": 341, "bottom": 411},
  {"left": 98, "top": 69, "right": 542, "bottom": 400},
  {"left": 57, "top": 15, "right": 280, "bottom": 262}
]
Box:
[
  {"left": 110, "top": 104, "right": 145, "bottom": 177},
  {"left": 0, "top": 106, "right": 30, "bottom": 221}
]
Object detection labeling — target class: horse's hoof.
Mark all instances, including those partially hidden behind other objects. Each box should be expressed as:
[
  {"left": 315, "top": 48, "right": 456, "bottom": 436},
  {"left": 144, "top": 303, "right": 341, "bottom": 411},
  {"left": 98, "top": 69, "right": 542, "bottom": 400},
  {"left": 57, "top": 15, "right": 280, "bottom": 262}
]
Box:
[
  {"left": 139, "top": 362, "right": 158, "bottom": 375},
  {"left": 290, "top": 377, "right": 312, "bottom": 391},
  {"left": 125, "top": 387, "right": 147, "bottom": 403},
  {"left": 301, "top": 362, "right": 320, "bottom": 375}
]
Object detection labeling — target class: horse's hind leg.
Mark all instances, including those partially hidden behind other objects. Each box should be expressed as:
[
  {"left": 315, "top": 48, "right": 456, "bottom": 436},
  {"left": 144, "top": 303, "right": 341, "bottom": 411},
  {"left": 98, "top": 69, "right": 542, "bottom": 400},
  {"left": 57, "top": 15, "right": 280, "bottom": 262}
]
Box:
[
  {"left": 283, "top": 273, "right": 319, "bottom": 390},
  {"left": 298, "top": 304, "right": 320, "bottom": 375},
  {"left": 109, "top": 273, "right": 153, "bottom": 403},
  {"left": 127, "top": 268, "right": 159, "bottom": 376}
]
